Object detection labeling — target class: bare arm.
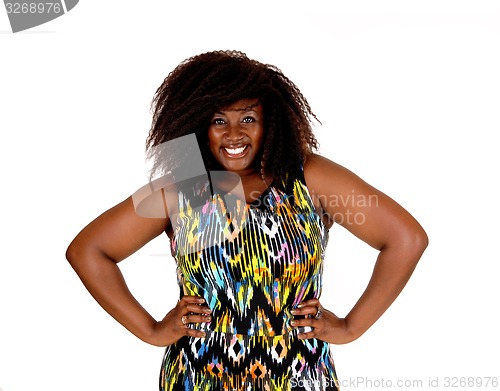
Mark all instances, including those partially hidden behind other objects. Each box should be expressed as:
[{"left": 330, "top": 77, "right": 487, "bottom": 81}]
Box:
[
  {"left": 291, "top": 154, "right": 428, "bottom": 343},
  {"left": 66, "top": 194, "right": 210, "bottom": 347}
]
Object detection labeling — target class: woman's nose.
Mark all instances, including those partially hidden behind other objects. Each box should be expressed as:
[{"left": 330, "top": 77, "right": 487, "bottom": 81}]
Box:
[{"left": 226, "top": 123, "right": 244, "bottom": 140}]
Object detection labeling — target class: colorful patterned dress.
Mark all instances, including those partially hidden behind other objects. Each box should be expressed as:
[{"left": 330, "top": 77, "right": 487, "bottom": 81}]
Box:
[{"left": 159, "top": 171, "right": 339, "bottom": 391}]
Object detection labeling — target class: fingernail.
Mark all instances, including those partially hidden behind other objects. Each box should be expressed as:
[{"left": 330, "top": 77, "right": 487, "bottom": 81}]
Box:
[
  {"left": 297, "top": 303, "right": 304, "bottom": 308},
  {"left": 198, "top": 298, "right": 205, "bottom": 302},
  {"left": 291, "top": 310, "right": 298, "bottom": 314},
  {"left": 290, "top": 320, "right": 296, "bottom": 326},
  {"left": 201, "top": 332, "right": 206, "bottom": 337}
]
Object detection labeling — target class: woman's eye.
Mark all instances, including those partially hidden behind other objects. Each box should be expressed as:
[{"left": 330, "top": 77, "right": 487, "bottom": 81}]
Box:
[
  {"left": 212, "top": 118, "right": 226, "bottom": 125},
  {"left": 242, "top": 117, "right": 255, "bottom": 123}
]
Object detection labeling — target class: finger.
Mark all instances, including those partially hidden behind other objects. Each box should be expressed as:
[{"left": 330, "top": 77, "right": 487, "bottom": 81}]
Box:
[
  {"left": 185, "top": 328, "right": 207, "bottom": 339},
  {"left": 184, "top": 314, "right": 212, "bottom": 324},
  {"left": 291, "top": 306, "right": 318, "bottom": 316},
  {"left": 293, "top": 316, "right": 323, "bottom": 329},
  {"left": 184, "top": 304, "right": 212, "bottom": 314},
  {"left": 179, "top": 295, "right": 206, "bottom": 305},
  {"left": 297, "top": 329, "right": 316, "bottom": 340},
  {"left": 297, "top": 298, "right": 320, "bottom": 308},
  {"left": 291, "top": 318, "right": 318, "bottom": 328}
]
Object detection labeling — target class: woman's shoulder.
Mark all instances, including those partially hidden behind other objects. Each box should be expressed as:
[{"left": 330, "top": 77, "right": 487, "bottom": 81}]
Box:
[
  {"left": 303, "top": 153, "right": 347, "bottom": 192},
  {"left": 302, "top": 153, "right": 367, "bottom": 213}
]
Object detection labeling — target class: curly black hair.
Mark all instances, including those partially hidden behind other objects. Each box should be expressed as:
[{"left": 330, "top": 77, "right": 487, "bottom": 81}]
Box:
[{"left": 146, "top": 50, "right": 319, "bottom": 187}]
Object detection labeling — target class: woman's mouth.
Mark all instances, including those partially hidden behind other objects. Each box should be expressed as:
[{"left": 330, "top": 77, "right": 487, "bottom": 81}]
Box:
[{"left": 222, "top": 145, "right": 249, "bottom": 158}]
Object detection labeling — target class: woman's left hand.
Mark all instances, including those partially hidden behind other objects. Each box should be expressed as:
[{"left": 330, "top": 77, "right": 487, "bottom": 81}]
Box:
[{"left": 290, "top": 299, "right": 355, "bottom": 345}]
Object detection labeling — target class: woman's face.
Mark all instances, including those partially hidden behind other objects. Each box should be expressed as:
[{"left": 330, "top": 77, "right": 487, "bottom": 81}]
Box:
[{"left": 208, "top": 98, "right": 264, "bottom": 175}]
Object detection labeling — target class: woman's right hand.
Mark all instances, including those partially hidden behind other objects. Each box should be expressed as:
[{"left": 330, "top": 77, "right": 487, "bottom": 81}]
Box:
[{"left": 149, "top": 295, "right": 212, "bottom": 346}]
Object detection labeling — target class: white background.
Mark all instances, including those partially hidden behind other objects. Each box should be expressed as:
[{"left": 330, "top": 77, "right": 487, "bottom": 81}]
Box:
[{"left": 1, "top": 1, "right": 499, "bottom": 390}]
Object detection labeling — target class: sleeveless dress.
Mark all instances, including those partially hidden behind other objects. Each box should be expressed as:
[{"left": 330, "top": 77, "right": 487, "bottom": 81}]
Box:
[{"left": 159, "top": 171, "right": 339, "bottom": 391}]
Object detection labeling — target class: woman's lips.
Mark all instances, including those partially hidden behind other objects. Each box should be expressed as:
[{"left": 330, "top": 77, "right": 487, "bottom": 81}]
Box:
[{"left": 222, "top": 145, "right": 249, "bottom": 158}]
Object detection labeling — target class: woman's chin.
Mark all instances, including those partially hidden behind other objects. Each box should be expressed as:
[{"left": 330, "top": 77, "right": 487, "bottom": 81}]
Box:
[{"left": 216, "top": 156, "right": 257, "bottom": 174}]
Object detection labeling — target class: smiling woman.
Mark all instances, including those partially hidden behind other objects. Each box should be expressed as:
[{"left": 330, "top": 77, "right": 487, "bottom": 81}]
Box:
[
  {"left": 208, "top": 99, "right": 265, "bottom": 176},
  {"left": 66, "top": 50, "right": 428, "bottom": 391}
]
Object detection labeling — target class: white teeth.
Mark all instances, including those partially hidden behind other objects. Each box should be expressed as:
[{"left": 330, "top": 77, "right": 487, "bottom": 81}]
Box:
[{"left": 224, "top": 146, "right": 246, "bottom": 155}]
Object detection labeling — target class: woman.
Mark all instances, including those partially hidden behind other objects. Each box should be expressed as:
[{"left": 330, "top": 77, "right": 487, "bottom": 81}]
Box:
[{"left": 66, "top": 50, "right": 428, "bottom": 390}]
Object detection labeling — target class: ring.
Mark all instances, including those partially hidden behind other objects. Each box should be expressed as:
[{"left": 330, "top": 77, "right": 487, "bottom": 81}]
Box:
[
  {"left": 181, "top": 315, "right": 189, "bottom": 325},
  {"left": 314, "top": 305, "right": 323, "bottom": 320}
]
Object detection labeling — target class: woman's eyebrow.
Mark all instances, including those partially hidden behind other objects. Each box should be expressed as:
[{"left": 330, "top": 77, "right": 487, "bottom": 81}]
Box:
[
  {"left": 237, "top": 102, "right": 260, "bottom": 112},
  {"left": 216, "top": 103, "right": 260, "bottom": 114}
]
